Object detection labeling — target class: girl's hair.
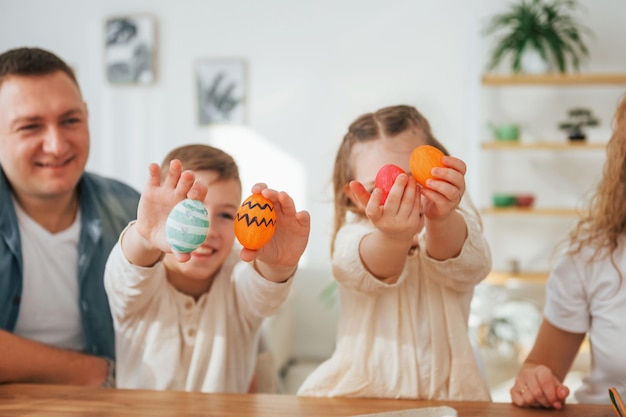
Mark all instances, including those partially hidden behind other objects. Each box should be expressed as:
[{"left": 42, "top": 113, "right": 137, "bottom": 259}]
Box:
[
  {"left": 160, "top": 144, "right": 241, "bottom": 187},
  {"left": 331, "top": 104, "right": 449, "bottom": 255},
  {"left": 566, "top": 93, "right": 626, "bottom": 278}
]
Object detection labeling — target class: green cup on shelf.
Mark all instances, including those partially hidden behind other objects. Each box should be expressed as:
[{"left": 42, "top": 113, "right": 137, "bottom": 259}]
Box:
[
  {"left": 489, "top": 123, "right": 520, "bottom": 141},
  {"left": 492, "top": 193, "right": 517, "bottom": 207}
]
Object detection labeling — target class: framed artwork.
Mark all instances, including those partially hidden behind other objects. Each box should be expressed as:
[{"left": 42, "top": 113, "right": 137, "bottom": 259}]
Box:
[
  {"left": 195, "top": 59, "right": 247, "bottom": 125},
  {"left": 105, "top": 15, "right": 156, "bottom": 84}
]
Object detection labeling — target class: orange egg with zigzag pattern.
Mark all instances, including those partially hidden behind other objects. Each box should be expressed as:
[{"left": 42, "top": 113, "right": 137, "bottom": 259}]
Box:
[{"left": 234, "top": 193, "right": 277, "bottom": 250}]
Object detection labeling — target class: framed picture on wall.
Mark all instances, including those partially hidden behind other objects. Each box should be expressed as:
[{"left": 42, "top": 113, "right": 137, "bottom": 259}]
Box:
[
  {"left": 195, "top": 59, "right": 247, "bottom": 125},
  {"left": 105, "top": 15, "right": 156, "bottom": 84}
]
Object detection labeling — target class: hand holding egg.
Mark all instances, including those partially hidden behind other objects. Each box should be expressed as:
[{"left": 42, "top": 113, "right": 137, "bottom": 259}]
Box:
[
  {"left": 166, "top": 199, "right": 210, "bottom": 253},
  {"left": 234, "top": 193, "right": 277, "bottom": 250},
  {"left": 235, "top": 184, "right": 310, "bottom": 282},
  {"left": 374, "top": 164, "right": 405, "bottom": 205},
  {"left": 409, "top": 145, "right": 445, "bottom": 188}
]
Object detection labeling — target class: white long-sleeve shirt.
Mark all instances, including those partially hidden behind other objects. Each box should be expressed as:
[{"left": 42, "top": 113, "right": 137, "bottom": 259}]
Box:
[
  {"left": 104, "top": 240, "right": 292, "bottom": 392},
  {"left": 298, "top": 203, "right": 491, "bottom": 401}
]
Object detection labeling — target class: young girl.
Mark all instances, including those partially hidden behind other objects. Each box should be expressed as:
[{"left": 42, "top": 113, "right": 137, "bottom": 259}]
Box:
[
  {"left": 104, "top": 144, "right": 310, "bottom": 392},
  {"left": 297, "top": 105, "right": 491, "bottom": 400},
  {"left": 511, "top": 94, "right": 626, "bottom": 408}
]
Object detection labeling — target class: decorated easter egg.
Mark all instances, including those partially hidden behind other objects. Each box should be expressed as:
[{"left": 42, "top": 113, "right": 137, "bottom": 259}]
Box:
[
  {"left": 234, "top": 193, "right": 277, "bottom": 250},
  {"left": 374, "top": 164, "right": 405, "bottom": 205},
  {"left": 165, "top": 199, "right": 210, "bottom": 253},
  {"left": 409, "top": 145, "right": 445, "bottom": 188}
]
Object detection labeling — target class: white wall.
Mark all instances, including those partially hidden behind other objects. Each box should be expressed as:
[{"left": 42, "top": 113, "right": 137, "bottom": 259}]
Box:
[{"left": 1, "top": 0, "right": 625, "bottom": 361}]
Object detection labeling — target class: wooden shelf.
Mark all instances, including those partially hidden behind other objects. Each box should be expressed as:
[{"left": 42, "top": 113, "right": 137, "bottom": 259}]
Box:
[
  {"left": 482, "top": 73, "right": 626, "bottom": 86},
  {"left": 482, "top": 207, "right": 581, "bottom": 217},
  {"left": 484, "top": 271, "right": 549, "bottom": 285},
  {"left": 481, "top": 141, "right": 606, "bottom": 150}
]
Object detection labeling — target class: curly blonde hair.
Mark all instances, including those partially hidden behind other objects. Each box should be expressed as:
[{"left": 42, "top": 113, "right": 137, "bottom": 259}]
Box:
[{"left": 567, "top": 93, "right": 626, "bottom": 278}]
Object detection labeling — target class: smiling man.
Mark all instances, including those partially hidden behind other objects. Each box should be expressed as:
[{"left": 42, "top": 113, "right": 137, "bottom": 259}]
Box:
[{"left": 0, "top": 47, "right": 140, "bottom": 386}]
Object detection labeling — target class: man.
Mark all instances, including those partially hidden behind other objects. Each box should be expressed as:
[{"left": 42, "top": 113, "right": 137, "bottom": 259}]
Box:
[{"left": 0, "top": 47, "right": 140, "bottom": 386}]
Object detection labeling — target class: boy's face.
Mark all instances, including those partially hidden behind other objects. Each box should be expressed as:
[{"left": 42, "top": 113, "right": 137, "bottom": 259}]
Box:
[{"left": 164, "top": 170, "right": 242, "bottom": 284}]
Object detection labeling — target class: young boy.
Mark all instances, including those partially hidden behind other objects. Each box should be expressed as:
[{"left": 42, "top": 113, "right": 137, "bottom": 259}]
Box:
[{"left": 104, "top": 144, "right": 310, "bottom": 392}]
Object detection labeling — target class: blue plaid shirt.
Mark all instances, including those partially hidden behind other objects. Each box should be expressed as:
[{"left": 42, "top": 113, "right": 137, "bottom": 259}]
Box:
[{"left": 0, "top": 168, "right": 140, "bottom": 360}]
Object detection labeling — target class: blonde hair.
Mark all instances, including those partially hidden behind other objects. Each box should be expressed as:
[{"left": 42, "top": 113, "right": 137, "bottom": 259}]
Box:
[
  {"left": 567, "top": 93, "right": 626, "bottom": 279},
  {"left": 331, "top": 105, "right": 449, "bottom": 255}
]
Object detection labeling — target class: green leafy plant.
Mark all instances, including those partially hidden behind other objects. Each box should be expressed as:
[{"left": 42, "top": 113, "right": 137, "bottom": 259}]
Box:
[
  {"left": 484, "top": 0, "right": 591, "bottom": 73},
  {"left": 558, "top": 107, "right": 599, "bottom": 140}
]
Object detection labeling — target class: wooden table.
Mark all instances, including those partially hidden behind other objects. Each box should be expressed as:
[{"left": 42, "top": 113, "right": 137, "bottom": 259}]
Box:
[{"left": 0, "top": 384, "right": 615, "bottom": 416}]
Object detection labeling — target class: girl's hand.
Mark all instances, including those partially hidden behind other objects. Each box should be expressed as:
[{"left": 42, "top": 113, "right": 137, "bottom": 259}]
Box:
[
  {"left": 420, "top": 155, "right": 466, "bottom": 222},
  {"left": 350, "top": 173, "right": 422, "bottom": 242}
]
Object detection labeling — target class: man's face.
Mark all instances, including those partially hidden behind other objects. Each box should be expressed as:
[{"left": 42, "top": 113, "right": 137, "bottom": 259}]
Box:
[{"left": 0, "top": 71, "right": 90, "bottom": 203}]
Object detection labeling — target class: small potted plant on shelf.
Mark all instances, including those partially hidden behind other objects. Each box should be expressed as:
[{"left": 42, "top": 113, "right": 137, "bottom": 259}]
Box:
[
  {"left": 483, "top": 0, "right": 591, "bottom": 74},
  {"left": 558, "top": 107, "right": 599, "bottom": 141}
]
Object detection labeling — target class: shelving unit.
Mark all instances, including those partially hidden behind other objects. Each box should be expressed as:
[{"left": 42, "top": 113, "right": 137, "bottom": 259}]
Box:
[
  {"left": 481, "top": 141, "right": 606, "bottom": 150},
  {"left": 478, "top": 72, "right": 626, "bottom": 285},
  {"left": 481, "top": 207, "right": 581, "bottom": 217},
  {"left": 481, "top": 141, "right": 603, "bottom": 218},
  {"left": 484, "top": 271, "right": 548, "bottom": 286},
  {"left": 482, "top": 73, "right": 626, "bottom": 86}
]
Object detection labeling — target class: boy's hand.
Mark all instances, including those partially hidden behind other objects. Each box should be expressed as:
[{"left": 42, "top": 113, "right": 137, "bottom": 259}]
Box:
[
  {"left": 131, "top": 160, "right": 207, "bottom": 263},
  {"left": 239, "top": 183, "right": 310, "bottom": 282}
]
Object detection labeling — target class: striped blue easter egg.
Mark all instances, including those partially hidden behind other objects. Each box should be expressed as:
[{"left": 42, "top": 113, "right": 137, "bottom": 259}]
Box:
[{"left": 165, "top": 199, "right": 210, "bottom": 253}]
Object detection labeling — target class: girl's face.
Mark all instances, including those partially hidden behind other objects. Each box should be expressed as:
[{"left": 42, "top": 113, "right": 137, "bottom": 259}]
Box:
[
  {"left": 164, "top": 170, "right": 242, "bottom": 294},
  {"left": 347, "top": 129, "right": 428, "bottom": 235},
  {"left": 350, "top": 128, "right": 427, "bottom": 194}
]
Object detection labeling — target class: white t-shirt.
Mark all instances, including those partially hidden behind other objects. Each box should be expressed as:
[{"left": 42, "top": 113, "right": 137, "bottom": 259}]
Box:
[
  {"left": 104, "top": 235, "right": 293, "bottom": 393},
  {"left": 544, "top": 240, "right": 626, "bottom": 404},
  {"left": 12, "top": 199, "right": 85, "bottom": 351}
]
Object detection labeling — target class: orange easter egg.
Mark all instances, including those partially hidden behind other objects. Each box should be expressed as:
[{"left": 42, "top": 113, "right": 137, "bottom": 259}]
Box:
[
  {"left": 409, "top": 145, "right": 445, "bottom": 188},
  {"left": 234, "top": 193, "right": 277, "bottom": 250}
]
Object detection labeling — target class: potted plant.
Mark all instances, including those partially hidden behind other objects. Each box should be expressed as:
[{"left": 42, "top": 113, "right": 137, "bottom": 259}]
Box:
[
  {"left": 558, "top": 107, "right": 599, "bottom": 141},
  {"left": 483, "top": 0, "right": 591, "bottom": 74}
]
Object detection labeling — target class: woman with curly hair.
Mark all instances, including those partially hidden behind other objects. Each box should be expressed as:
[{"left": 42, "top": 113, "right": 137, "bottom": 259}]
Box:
[{"left": 511, "top": 93, "right": 626, "bottom": 409}]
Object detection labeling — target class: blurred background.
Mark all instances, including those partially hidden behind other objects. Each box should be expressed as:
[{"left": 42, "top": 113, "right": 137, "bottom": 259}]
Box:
[{"left": 2, "top": 0, "right": 625, "bottom": 400}]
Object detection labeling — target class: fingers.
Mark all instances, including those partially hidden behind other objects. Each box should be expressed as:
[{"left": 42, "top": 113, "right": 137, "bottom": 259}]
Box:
[
  {"left": 421, "top": 179, "right": 463, "bottom": 206},
  {"left": 349, "top": 180, "right": 374, "bottom": 209},
  {"left": 171, "top": 250, "right": 192, "bottom": 263},
  {"left": 162, "top": 160, "right": 183, "bottom": 189},
  {"left": 384, "top": 174, "right": 410, "bottom": 211},
  {"left": 187, "top": 178, "right": 208, "bottom": 201},
  {"left": 510, "top": 369, "right": 569, "bottom": 409},
  {"left": 295, "top": 209, "right": 311, "bottom": 229},
  {"left": 428, "top": 166, "right": 465, "bottom": 193},
  {"left": 250, "top": 183, "right": 268, "bottom": 194},
  {"left": 441, "top": 155, "right": 467, "bottom": 175},
  {"left": 275, "top": 191, "right": 296, "bottom": 215},
  {"left": 175, "top": 170, "right": 196, "bottom": 197},
  {"left": 147, "top": 163, "right": 162, "bottom": 187},
  {"left": 510, "top": 384, "right": 534, "bottom": 407}
]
